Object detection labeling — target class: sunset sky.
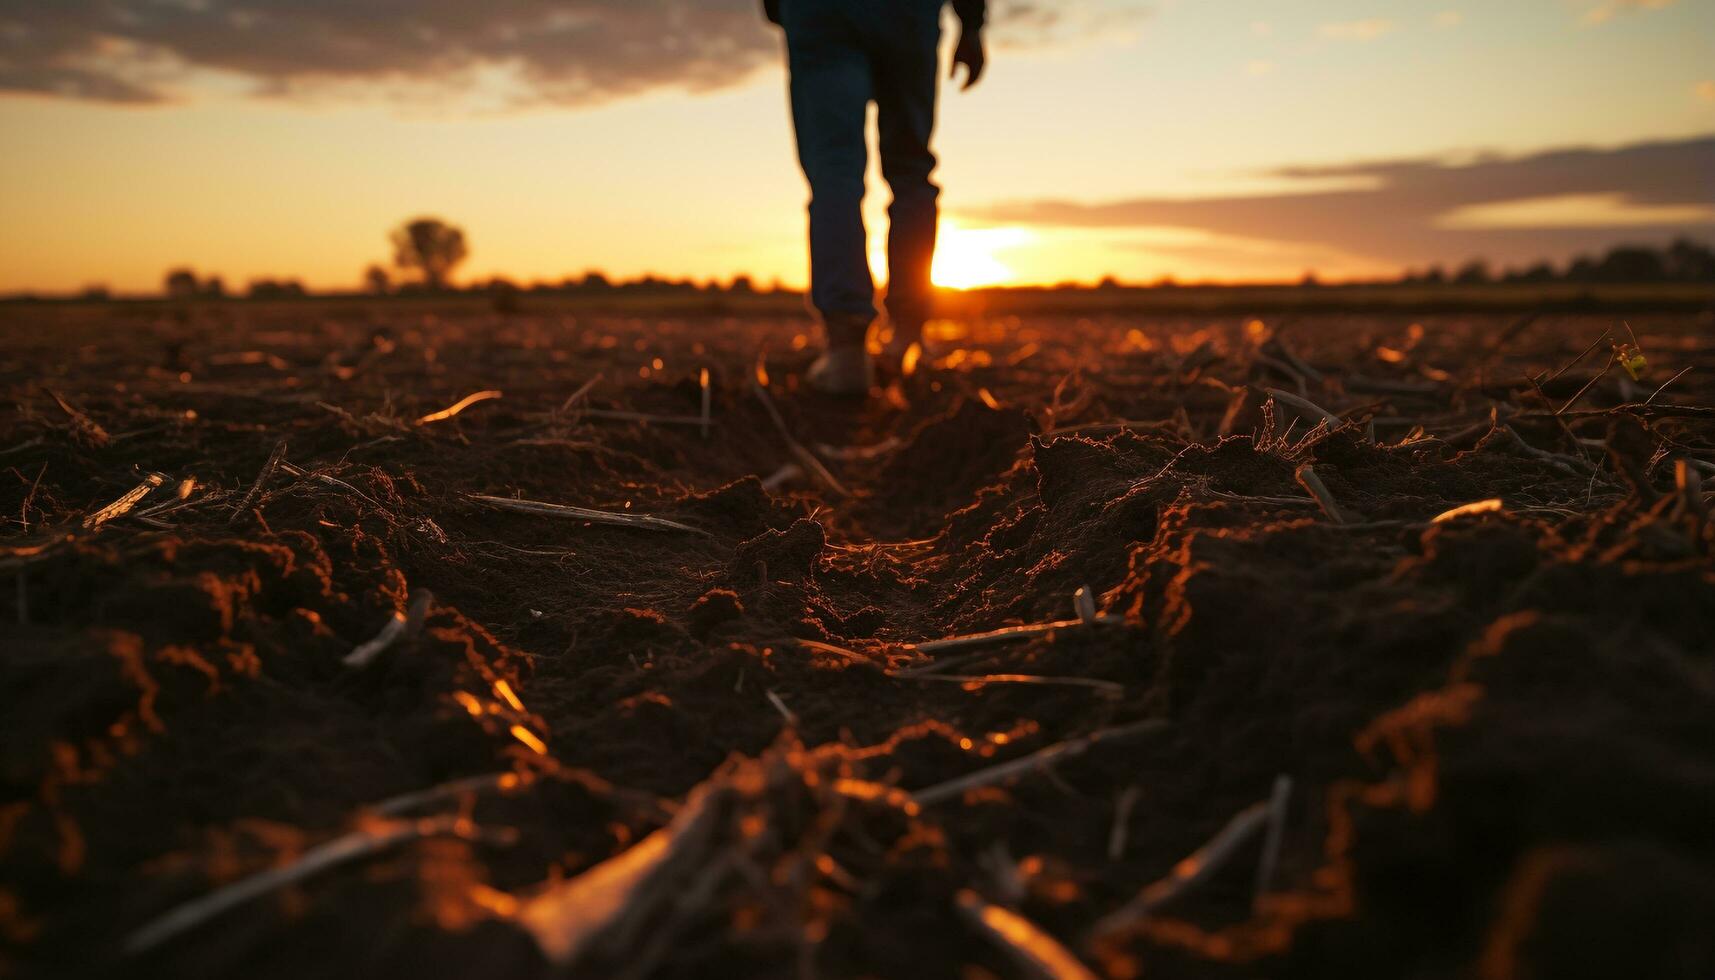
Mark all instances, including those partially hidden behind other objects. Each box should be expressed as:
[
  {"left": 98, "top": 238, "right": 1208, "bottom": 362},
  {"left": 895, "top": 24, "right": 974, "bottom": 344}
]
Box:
[{"left": 1, "top": 0, "right": 1712, "bottom": 294}]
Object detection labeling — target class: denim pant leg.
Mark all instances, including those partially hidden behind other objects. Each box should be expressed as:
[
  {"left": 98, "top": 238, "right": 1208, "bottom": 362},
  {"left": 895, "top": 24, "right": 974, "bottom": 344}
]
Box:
[
  {"left": 864, "top": 3, "right": 942, "bottom": 336},
  {"left": 784, "top": 3, "right": 877, "bottom": 344}
]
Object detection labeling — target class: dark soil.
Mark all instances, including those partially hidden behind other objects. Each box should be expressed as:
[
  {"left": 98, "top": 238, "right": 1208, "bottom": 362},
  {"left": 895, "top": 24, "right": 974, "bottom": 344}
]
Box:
[{"left": 2, "top": 305, "right": 1713, "bottom": 979}]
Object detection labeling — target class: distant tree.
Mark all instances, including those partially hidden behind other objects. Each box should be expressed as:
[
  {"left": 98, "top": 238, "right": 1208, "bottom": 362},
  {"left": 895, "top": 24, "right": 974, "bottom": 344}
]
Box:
[
  {"left": 1096, "top": 275, "right": 1121, "bottom": 290},
  {"left": 1665, "top": 239, "right": 1715, "bottom": 281},
  {"left": 1594, "top": 246, "right": 1667, "bottom": 282},
  {"left": 1565, "top": 255, "right": 1599, "bottom": 282},
  {"left": 390, "top": 217, "right": 468, "bottom": 289},
  {"left": 1510, "top": 261, "right": 1557, "bottom": 283},
  {"left": 364, "top": 264, "right": 392, "bottom": 295},
  {"left": 1299, "top": 270, "right": 1322, "bottom": 288},
  {"left": 80, "top": 284, "right": 111, "bottom": 301},
  {"left": 1421, "top": 265, "right": 1446, "bottom": 285},
  {"left": 486, "top": 277, "right": 521, "bottom": 314},
  {"left": 1453, "top": 260, "right": 1491, "bottom": 285},
  {"left": 728, "top": 275, "right": 755, "bottom": 295},
  {"left": 201, "top": 276, "right": 226, "bottom": 299},
  {"left": 248, "top": 278, "right": 307, "bottom": 299},
  {"left": 164, "top": 267, "right": 200, "bottom": 299},
  {"left": 580, "top": 271, "right": 613, "bottom": 292}
]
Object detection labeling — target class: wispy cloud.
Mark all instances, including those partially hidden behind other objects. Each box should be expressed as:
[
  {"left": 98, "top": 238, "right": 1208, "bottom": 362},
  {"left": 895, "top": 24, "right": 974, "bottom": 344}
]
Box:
[
  {"left": 0, "top": 0, "right": 1146, "bottom": 107},
  {"left": 1319, "top": 19, "right": 1397, "bottom": 42},
  {"left": 1580, "top": 0, "right": 1678, "bottom": 26},
  {"left": 972, "top": 135, "right": 1715, "bottom": 269},
  {"left": 989, "top": 0, "right": 1156, "bottom": 52}
]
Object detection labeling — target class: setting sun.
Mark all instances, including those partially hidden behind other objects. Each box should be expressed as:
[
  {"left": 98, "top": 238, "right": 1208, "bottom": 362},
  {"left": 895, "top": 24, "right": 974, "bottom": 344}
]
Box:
[{"left": 930, "top": 223, "right": 1035, "bottom": 289}]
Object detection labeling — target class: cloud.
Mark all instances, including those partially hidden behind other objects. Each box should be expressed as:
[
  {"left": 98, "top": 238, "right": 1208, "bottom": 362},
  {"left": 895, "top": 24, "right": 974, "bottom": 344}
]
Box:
[
  {"left": 1580, "top": 0, "right": 1678, "bottom": 26},
  {"left": 1319, "top": 19, "right": 1397, "bottom": 41},
  {"left": 0, "top": 0, "right": 1146, "bottom": 107},
  {"left": 0, "top": 1, "right": 782, "bottom": 106},
  {"left": 971, "top": 135, "right": 1715, "bottom": 269}
]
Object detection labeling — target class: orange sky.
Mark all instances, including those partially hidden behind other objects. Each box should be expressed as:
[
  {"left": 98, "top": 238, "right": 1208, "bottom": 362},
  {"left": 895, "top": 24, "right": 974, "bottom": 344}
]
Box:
[{"left": 0, "top": 0, "right": 1711, "bottom": 294}]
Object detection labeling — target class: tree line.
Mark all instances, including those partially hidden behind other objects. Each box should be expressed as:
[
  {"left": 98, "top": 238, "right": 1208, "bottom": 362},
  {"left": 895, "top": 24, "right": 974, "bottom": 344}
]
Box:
[
  {"left": 1398, "top": 238, "right": 1715, "bottom": 286},
  {"left": 142, "top": 220, "right": 1715, "bottom": 300}
]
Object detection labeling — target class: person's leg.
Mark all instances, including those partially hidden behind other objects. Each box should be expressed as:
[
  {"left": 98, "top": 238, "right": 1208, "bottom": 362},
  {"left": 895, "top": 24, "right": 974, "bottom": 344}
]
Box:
[
  {"left": 784, "top": 1, "right": 877, "bottom": 356},
  {"left": 865, "top": 0, "right": 943, "bottom": 356}
]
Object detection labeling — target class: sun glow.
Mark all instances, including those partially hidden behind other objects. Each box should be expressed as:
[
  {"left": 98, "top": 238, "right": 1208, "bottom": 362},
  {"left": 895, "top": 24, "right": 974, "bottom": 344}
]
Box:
[{"left": 930, "top": 223, "right": 1035, "bottom": 289}]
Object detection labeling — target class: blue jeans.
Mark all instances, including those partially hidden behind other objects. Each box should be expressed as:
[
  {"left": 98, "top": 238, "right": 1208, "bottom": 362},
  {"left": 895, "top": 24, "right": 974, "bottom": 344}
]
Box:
[{"left": 782, "top": 0, "right": 943, "bottom": 347}]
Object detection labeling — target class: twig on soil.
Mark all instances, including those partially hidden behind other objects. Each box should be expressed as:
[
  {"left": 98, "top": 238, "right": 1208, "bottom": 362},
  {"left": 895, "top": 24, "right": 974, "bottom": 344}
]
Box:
[
  {"left": 0, "top": 438, "right": 45, "bottom": 458},
  {"left": 760, "top": 463, "right": 803, "bottom": 493},
  {"left": 912, "top": 719, "right": 1170, "bottom": 808},
  {"left": 751, "top": 380, "right": 851, "bottom": 498},
  {"left": 19, "top": 462, "right": 47, "bottom": 533},
  {"left": 345, "top": 612, "right": 405, "bottom": 667},
  {"left": 369, "top": 772, "right": 524, "bottom": 817},
  {"left": 1500, "top": 426, "right": 1593, "bottom": 475},
  {"left": 1555, "top": 355, "right": 1614, "bottom": 416},
  {"left": 891, "top": 648, "right": 1003, "bottom": 678},
  {"left": 344, "top": 590, "right": 432, "bottom": 669},
  {"left": 900, "top": 674, "right": 1125, "bottom": 697},
  {"left": 43, "top": 388, "right": 110, "bottom": 448},
  {"left": 228, "top": 440, "right": 287, "bottom": 524},
  {"left": 1254, "top": 353, "right": 1309, "bottom": 397},
  {"left": 792, "top": 638, "right": 867, "bottom": 662},
  {"left": 124, "top": 814, "right": 489, "bottom": 955},
  {"left": 469, "top": 494, "right": 712, "bottom": 537},
  {"left": 1108, "top": 786, "right": 1142, "bottom": 860},
  {"left": 1537, "top": 329, "right": 1612, "bottom": 386},
  {"left": 560, "top": 375, "right": 603, "bottom": 413},
  {"left": 766, "top": 689, "right": 797, "bottom": 726},
  {"left": 1262, "top": 388, "right": 1344, "bottom": 430},
  {"left": 83, "top": 473, "right": 166, "bottom": 530},
  {"left": 1094, "top": 796, "right": 1273, "bottom": 935},
  {"left": 1520, "top": 404, "right": 1715, "bottom": 421},
  {"left": 1293, "top": 464, "right": 1349, "bottom": 525},
  {"left": 812, "top": 437, "right": 903, "bottom": 461},
  {"left": 955, "top": 890, "right": 1099, "bottom": 980},
  {"left": 915, "top": 614, "right": 1123, "bottom": 656},
  {"left": 417, "top": 389, "right": 502, "bottom": 425},
  {"left": 1252, "top": 775, "right": 1293, "bottom": 911},
  {"left": 1644, "top": 366, "right": 1694, "bottom": 406},
  {"left": 1432, "top": 499, "right": 1504, "bottom": 524},
  {"left": 317, "top": 401, "right": 412, "bottom": 436},
  {"left": 1073, "top": 585, "right": 1098, "bottom": 625},
  {"left": 1271, "top": 334, "right": 1324, "bottom": 384},
  {"left": 1206, "top": 489, "right": 1319, "bottom": 508},
  {"left": 277, "top": 462, "right": 392, "bottom": 515},
  {"left": 517, "top": 773, "right": 728, "bottom": 966}
]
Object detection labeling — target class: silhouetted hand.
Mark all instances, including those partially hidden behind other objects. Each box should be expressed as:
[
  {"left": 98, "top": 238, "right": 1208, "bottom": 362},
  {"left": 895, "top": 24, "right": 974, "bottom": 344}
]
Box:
[{"left": 952, "top": 28, "right": 986, "bottom": 90}]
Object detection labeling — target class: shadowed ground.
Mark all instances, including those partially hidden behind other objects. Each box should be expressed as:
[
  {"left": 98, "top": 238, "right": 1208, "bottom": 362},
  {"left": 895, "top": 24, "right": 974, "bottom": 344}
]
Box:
[{"left": 2, "top": 304, "right": 1713, "bottom": 978}]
